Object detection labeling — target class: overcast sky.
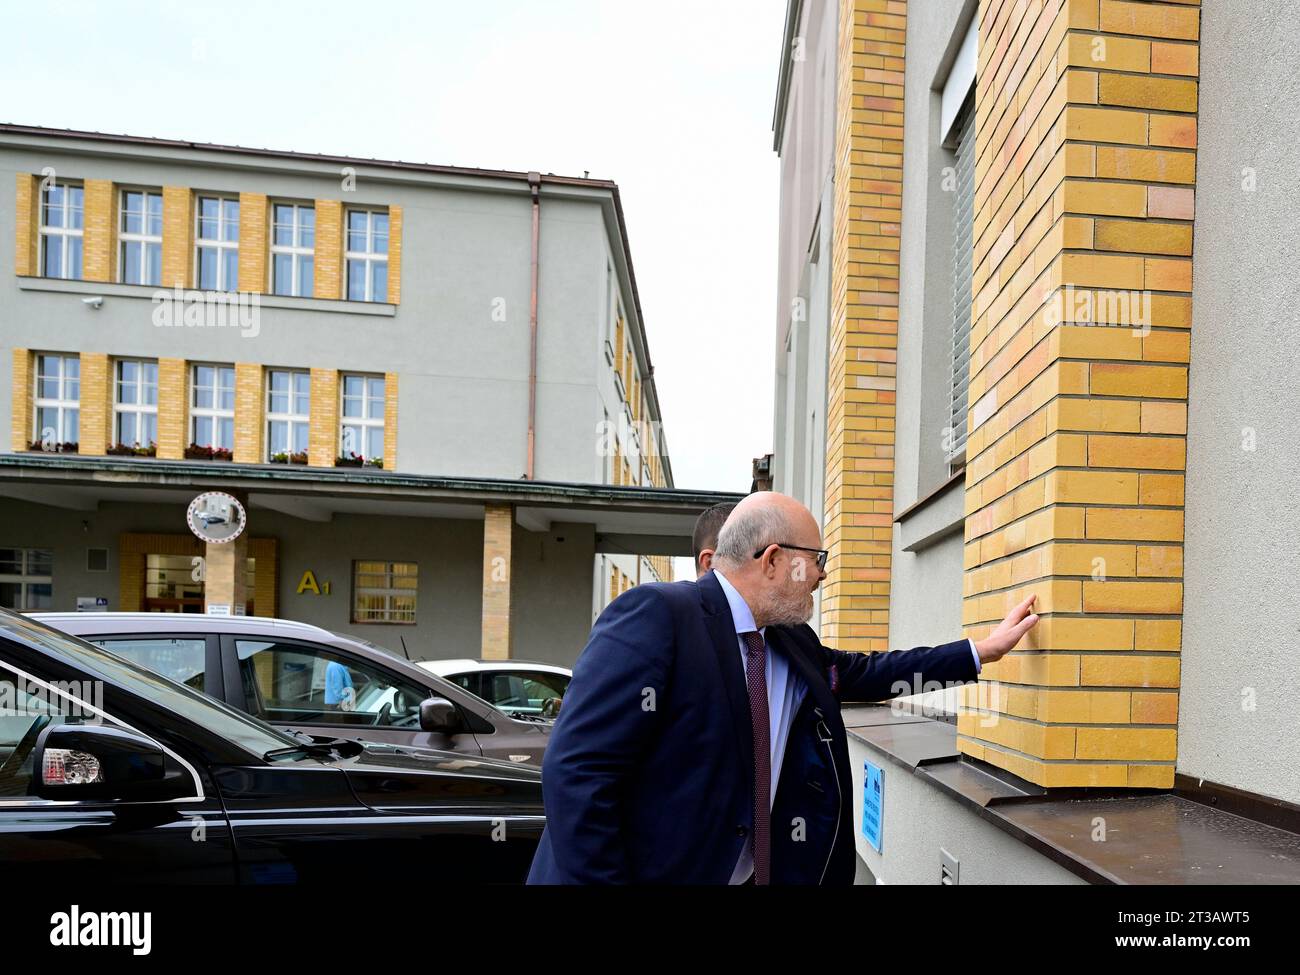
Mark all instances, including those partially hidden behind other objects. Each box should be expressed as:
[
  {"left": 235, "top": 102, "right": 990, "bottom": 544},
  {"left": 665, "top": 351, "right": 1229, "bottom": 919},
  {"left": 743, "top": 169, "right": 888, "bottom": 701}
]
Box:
[{"left": 3, "top": 0, "right": 784, "bottom": 505}]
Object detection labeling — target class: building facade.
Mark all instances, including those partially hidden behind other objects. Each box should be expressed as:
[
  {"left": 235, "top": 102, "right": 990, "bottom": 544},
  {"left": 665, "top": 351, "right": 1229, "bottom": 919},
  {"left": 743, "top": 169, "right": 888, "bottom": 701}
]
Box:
[
  {"left": 772, "top": 0, "right": 1300, "bottom": 881},
  {"left": 1, "top": 124, "right": 727, "bottom": 666}
]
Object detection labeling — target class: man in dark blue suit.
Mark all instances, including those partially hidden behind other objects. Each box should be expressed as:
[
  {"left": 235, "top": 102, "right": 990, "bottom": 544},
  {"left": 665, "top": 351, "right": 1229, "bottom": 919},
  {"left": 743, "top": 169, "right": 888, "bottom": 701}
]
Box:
[{"left": 528, "top": 491, "right": 1038, "bottom": 884}]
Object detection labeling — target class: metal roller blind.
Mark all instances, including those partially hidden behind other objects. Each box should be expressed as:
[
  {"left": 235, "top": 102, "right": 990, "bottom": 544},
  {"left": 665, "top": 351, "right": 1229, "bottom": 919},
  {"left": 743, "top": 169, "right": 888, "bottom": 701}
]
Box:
[{"left": 947, "top": 99, "right": 976, "bottom": 468}]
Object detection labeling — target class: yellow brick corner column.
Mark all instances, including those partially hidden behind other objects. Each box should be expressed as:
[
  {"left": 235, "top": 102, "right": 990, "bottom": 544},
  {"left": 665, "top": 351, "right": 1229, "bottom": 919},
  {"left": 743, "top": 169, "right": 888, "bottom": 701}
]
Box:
[
  {"left": 156, "top": 358, "right": 188, "bottom": 459},
  {"left": 82, "top": 179, "right": 117, "bottom": 283},
  {"left": 308, "top": 368, "right": 339, "bottom": 466},
  {"left": 820, "top": 0, "right": 906, "bottom": 652},
  {"left": 238, "top": 192, "right": 269, "bottom": 293},
  {"left": 205, "top": 499, "right": 249, "bottom": 616},
  {"left": 480, "top": 503, "right": 514, "bottom": 660},
  {"left": 14, "top": 174, "right": 39, "bottom": 277},
  {"left": 161, "top": 186, "right": 194, "bottom": 289},
  {"left": 956, "top": 0, "right": 1200, "bottom": 789},
  {"left": 10, "top": 349, "right": 32, "bottom": 450},
  {"left": 383, "top": 371, "right": 398, "bottom": 470},
  {"left": 233, "top": 363, "right": 264, "bottom": 463},
  {"left": 314, "top": 200, "right": 343, "bottom": 300},
  {"left": 79, "top": 352, "right": 111, "bottom": 456},
  {"left": 386, "top": 205, "right": 402, "bottom": 304}
]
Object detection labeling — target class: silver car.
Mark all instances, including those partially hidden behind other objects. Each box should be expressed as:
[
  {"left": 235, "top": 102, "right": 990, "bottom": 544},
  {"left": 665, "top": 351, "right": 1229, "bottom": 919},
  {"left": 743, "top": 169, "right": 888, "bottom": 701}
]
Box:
[{"left": 33, "top": 613, "right": 551, "bottom": 766}]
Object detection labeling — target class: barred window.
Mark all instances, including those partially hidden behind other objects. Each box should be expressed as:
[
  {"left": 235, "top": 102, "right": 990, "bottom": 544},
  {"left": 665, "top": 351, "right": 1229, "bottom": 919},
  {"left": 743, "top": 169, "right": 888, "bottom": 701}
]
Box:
[
  {"left": 352, "top": 560, "right": 417, "bottom": 624},
  {"left": 945, "top": 96, "right": 976, "bottom": 470}
]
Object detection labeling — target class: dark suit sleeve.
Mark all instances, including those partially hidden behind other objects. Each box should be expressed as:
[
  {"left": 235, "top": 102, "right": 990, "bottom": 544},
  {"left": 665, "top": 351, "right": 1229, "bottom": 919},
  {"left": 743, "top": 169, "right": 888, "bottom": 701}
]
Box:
[
  {"left": 818, "top": 635, "right": 978, "bottom": 702},
  {"left": 537, "top": 584, "right": 674, "bottom": 883}
]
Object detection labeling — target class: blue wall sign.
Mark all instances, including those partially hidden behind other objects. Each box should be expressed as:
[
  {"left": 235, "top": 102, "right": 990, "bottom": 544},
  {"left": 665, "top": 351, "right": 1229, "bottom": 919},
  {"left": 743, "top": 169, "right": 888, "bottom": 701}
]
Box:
[{"left": 862, "top": 760, "right": 884, "bottom": 853}]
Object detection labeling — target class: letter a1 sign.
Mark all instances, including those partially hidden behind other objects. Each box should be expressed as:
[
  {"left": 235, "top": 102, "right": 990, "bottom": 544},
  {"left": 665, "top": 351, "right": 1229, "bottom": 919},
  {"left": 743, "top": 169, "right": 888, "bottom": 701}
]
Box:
[{"left": 187, "top": 492, "right": 247, "bottom": 544}]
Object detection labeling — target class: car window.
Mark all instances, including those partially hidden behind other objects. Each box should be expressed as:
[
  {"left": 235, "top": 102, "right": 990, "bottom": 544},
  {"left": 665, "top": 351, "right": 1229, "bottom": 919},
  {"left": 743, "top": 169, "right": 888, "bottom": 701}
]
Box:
[
  {"left": 236, "top": 640, "right": 429, "bottom": 730},
  {"left": 447, "top": 672, "right": 480, "bottom": 698},
  {"left": 482, "top": 671, "right": 568, "bottom": 715},
  {"left": 0, "top": 611, "right": 298, "bottom": 760},
  {"left": 88, "top": 637, "right": 206, "bottom": 693}
]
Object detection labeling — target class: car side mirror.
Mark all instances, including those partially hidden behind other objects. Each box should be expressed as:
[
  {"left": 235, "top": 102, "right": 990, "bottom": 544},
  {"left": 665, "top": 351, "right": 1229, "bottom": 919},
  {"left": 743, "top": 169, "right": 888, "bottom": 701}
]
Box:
[
  {"left": 419, "top": 696, "right": 462, "bottom": 734},
  {"left": 33, "top": 723, "right": 194, "bottom": 802}
]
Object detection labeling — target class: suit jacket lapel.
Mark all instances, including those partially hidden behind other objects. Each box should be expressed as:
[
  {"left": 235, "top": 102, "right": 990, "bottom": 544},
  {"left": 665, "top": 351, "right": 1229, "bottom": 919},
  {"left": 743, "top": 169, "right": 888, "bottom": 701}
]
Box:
[
  {"left": 698, "top": 571, "right": 753, "bottom": 771},
  {"left": 767, "top": 625, "right": 840, "bottom": 723}
]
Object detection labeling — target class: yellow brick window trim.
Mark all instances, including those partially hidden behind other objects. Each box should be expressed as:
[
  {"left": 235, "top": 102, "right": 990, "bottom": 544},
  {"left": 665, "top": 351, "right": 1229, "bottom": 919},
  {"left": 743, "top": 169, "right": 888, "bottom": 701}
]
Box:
[
  {"left": 82, "top": 179, "right": 117, "bottom": 283},
  {"left": 155, "top": 358, "right": 189, "bottom": 460},
  {"left": 237, "top": 192, "right": 269, "bottom": 294},
  {"left": 161, "top": 186, "right": 194, "bottom": 289},
  {"left": 387, "top": 205, "right": 402, "bottom": 304},
  {"left": 955, "top": 0, "right": 1201, "bottom": 790},
  {"left": 383, "top": 371, "right": 398, "bottom": 470},
  {"left": 313, "top": 200, "right": 343, "bottom": 300},
  {"left": 307, "top": 368, "right": 340, "bottom": 467},
  {"left": 14, "top": 174, "right": 39, "bottom": 277},
  {"left": 10, "top": 349, "right": 33, "bottom": 452}
]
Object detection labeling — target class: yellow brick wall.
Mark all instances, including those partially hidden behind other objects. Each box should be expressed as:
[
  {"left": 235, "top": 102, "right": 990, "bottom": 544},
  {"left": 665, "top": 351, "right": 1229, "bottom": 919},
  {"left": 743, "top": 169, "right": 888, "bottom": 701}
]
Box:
[
  {"left": 956, "top": 0, "right": 1200, "bottom": 789},
  {"left": 14, "top": 174, "right": 38, "bottom": 277},
  {"left": 386, "top": 205, "right": 402, "bottom": 304},
  {"left": 233, "top": 362, "right": 264, "bottom": 464},
  {"left": 156, "top": 358, "right": 188, "bottom": 459},
  {"left": 481, "top": 503, "right": 514, "bottom": 659},
  {"left": 383, "top": 371, "right": 398, "bottom": 470},
  {"left": 820, "top": 0, "right": 906, "bottom": 652},
  {"left": 10, "top": 349, "right": 31, "bottom": 450},
  {"left": 79, "top": 352, "right": 110, "bottom": 456},
  {"left": 161, "top": 186, "right": 193, "bottom": 288},
  {"left": 314, "top": 199, "right": 343, "bottom": 300},
  {"left": 308, "top": 368, "right": 339, "bottom": 466},
  {"left": 238, "top": 192, "right": 269, "bottom": 293},
  {"left": 82, "top": 179, "right": 117, "bottom": 283}
]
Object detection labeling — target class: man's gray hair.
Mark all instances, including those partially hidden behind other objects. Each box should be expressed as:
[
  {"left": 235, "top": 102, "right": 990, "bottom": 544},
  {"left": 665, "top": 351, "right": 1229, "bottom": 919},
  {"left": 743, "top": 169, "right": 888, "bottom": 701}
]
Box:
[{"left": 713, "top": 502, "right": 790, "bottom": 569}]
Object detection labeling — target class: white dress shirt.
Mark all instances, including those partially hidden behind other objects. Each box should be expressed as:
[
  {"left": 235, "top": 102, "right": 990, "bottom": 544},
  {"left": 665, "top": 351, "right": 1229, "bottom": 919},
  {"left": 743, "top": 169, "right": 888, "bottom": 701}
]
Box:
[{"left": 714, "top": 570, "right": 982, "bottom": 884}]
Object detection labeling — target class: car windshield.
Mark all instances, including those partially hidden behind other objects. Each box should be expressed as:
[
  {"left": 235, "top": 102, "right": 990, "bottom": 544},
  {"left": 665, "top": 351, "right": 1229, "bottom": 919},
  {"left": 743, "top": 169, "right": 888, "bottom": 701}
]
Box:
[{"left": 0, "top": 610, "right": 300, "bottom": 759}]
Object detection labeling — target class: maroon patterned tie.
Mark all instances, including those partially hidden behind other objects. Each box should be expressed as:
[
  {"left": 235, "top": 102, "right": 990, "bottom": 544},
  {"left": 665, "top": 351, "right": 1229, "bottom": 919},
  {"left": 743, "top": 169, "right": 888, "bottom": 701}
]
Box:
[{"left": 742, "top": 630, "right": 771, "bottom": 885}]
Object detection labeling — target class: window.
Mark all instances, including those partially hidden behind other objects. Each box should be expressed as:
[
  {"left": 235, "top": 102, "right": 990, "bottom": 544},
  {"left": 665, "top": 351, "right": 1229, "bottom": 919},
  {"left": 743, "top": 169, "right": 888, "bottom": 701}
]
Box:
[
  {"left": 945, "top": 97, "right": 976, "bottom": 469},
  {"left": 339, "top": 374, "right": 384, "bottom": 464},
  {"left": 113, "top": 359, "right": 158, "bottom": 449},
  {"left": 479, "top": 671, "right": 569, "bottom": 717},
  {"left": 266, "top": 369, "right": 310, "bottom": 463},
  {"left": 271, "top": 203, "right": 314, "bottom": 297},
  {"left": 40, "top": 182, "right": 83, "bottom": 279},
  {"left": 345, "top": 209, "right": 388, "bottom": 302},
  {"left": 119, "top": 190, "right": 163, "bottom": 286},
  {"left": 143, "top": 553, "right": 253, "bottom": 613},
  {"left": 352, "top": 560, "right": 417, "bottom": 624},
  {"left": 236, "top": 640, "right": 428, "bottom": 727},
  {"left": 32, "top": 354, "right": 79, "bottom": 451},
  {"left": 195, "top": 196, "right": 239, "bottom": 291},
  {"left": 88, "top": 638, "right": 206, "bottom": 693},
  {"left": 190, "top": 364, "right": 235, "bottom": 453},
  {"left": 0, "top": 548, "right": 53, "bottom": 611}
]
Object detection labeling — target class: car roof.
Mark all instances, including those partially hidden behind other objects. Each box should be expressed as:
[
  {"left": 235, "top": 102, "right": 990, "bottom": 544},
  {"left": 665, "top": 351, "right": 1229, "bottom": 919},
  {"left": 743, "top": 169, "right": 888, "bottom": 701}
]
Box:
[
  {"left": 419, "top": 658, "right": 572, "bottom": 675},
  {"left": 31, "top": 612, "right": 338, "bottom": 640}
]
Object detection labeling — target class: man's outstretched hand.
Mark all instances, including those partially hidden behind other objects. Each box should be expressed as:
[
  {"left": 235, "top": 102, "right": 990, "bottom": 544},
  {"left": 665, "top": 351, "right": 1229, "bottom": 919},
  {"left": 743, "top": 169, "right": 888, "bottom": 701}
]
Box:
[{"left": 974, "top": 595, "right": 1039, "bottom": 664}]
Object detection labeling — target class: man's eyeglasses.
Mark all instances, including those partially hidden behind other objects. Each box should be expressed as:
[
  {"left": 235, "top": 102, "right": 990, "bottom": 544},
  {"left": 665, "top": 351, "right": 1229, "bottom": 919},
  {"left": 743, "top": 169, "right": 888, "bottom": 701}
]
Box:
[{"left": 753, "top": 543, "right": 829, "bottom": 571}]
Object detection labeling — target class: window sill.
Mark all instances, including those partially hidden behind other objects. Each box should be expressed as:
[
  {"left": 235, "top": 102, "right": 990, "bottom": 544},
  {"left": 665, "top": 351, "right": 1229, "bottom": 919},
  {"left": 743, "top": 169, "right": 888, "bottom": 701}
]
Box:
[{"left": 17, "top": 276, "right": 396, "bottom": 317}]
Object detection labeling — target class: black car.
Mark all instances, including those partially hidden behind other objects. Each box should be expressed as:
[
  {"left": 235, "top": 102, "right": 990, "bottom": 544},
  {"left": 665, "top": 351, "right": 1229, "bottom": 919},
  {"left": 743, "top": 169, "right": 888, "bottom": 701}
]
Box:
[{"left": 0, "top": 609, "right": 544, "bottom": 884}]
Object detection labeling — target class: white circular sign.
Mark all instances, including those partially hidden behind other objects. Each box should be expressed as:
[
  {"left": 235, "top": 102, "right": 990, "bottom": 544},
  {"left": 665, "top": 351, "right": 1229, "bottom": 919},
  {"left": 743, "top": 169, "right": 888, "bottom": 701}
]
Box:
[{"left": 187, "top": 492, "right": 247, "bottom": 544}]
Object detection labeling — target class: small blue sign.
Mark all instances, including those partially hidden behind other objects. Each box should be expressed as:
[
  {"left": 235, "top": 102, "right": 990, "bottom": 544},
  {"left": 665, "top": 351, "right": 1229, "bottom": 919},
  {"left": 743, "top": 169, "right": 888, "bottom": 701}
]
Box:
[{"left": 862, "top": 760, "right": 883, "bottom": 853}]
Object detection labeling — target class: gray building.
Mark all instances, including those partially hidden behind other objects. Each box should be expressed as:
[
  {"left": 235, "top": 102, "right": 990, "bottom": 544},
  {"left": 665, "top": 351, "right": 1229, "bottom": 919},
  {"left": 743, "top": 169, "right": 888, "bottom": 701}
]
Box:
[{"left": 0, "top": 123, "right": 738, "bottom": 665}]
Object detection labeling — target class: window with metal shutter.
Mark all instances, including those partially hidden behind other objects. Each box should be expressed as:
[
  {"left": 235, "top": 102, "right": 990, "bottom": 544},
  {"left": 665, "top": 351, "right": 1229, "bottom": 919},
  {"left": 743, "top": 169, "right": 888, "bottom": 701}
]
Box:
[{"left": 946, "top": 97, "right": 976, "bottom": 470}]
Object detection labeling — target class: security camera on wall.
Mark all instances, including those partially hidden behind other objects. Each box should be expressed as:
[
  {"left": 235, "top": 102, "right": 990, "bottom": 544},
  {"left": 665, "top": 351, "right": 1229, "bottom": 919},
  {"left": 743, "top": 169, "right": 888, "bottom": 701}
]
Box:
[{"left": 82, "top": 296, "right": 103, "bottom": 309}]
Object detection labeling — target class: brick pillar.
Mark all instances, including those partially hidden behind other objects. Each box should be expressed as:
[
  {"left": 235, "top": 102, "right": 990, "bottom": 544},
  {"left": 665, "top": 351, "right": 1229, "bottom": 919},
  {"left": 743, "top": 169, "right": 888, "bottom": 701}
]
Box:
[
  {"left": 956, "top": 0, "right": 1200, "bottom": 788},
  {"left": 820, "top": 0, "right": 906, "bottom": 652},
  {"left": 205, "top": 533, "right": 248, "bottom": 615},
  {"left": 386, "top": 205, "right": 402, "bottom": 304},
  {"left": 480, "top": 503, "right": 514, "bottom": 660},
  {"left": 313, "top": 200, "right": 343, "bottom": 300},
  {"left": 308, "top": 368, "right": 338, "bottom": 466},
  {"left": 79, "top": 352, "right": 111, "bottom": 456},
  {"left": 82, "top": 179, "right": 117, "bottom": 282},
  {"left": 13, "top": 174, "right": 38, "bottom": 277},
  {"left": 10, "top": 349, "right": 31, "bottom": 450},
  {"left": 383, "top": 371, "right": 398, "bottom": 470},
  {"left": 238, "top": 192, "right": 268, "bottom": 293},
  {"left": 161, "top": 186, "right": 193, "bottom": 289},
  {"left": 156, "top": 358, "right": 188, "bottom": 459},
  {"left": 233, "top": 363, "right": 263, "bottom": 464}
]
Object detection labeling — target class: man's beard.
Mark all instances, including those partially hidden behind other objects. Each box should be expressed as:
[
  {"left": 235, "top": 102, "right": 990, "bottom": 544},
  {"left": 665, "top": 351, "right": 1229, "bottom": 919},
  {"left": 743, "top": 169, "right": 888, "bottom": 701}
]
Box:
[{"left": 762, "top": 587, "right": 815, "bottom": 627}]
